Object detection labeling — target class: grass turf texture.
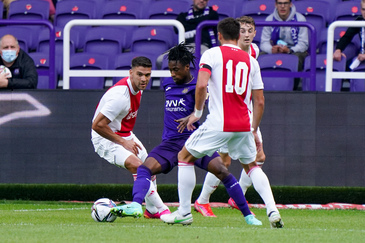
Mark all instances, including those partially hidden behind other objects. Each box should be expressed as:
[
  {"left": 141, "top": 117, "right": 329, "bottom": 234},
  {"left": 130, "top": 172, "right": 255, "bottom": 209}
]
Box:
[{"left": 0, "top": 200, "right": 364, "bottom": 243}]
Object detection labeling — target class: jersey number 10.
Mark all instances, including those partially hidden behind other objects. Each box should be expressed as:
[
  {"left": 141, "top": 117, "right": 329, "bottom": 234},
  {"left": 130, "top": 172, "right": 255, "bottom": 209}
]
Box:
[{"left": 225, "top": 60, "right": 248, "bottom": 95}]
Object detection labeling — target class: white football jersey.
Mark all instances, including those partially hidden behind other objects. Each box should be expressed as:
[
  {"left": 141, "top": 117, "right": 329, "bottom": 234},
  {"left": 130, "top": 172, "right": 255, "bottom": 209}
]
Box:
[{"left": 199, "top": 44, "right": 263, "bottom": 132}]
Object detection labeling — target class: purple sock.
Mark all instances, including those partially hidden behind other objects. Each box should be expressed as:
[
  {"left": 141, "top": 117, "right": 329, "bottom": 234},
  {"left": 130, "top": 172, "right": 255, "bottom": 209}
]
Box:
[
  {"left": 132, "top": 165, "right": 152, "bottom": 205},
  {"left": 222, "top": 174, "right": 251, "bottom": 217}
]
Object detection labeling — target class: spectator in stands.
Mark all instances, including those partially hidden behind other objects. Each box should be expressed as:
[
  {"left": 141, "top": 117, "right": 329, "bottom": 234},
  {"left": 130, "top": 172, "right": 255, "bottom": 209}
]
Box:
[
  {"left": 176, "top": 0, "right": 219, "bottom": 53},
  {"left": 333, "top": 0, "right": 365, "bottom": 70},
  {"left": 2, "top": 0, "right": 56, "bottom": 21},
  {"left": 260, "top": 0, "right": 308, "bottom": 90},
  {"left": 0, "top": 34, "right": 38, "bottom": 89}
]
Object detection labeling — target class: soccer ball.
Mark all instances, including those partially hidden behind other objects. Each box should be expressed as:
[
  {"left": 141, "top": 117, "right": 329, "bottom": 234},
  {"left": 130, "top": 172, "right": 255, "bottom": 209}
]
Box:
[
  {"left": 91, "top": 198, "right": 117, "bottom": 222},
  {"left": 0, "top": 65, "right": 12, "bottom": 78}
]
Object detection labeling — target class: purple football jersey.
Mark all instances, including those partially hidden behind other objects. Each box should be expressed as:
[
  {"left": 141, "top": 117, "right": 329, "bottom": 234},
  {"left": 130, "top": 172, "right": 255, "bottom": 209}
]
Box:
[{"left": 162, "top": 77, "right": 199, "bottom": 141}]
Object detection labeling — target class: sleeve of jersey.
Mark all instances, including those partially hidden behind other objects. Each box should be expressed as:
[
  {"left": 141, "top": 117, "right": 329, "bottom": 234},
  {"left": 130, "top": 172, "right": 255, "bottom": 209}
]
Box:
[
  {"left": 251, "top": 58, "right": 264, "bottom": 90},
  {"left": 199, "top": 51, "right": 213, "bottom": 75},
  {"left": 100, "top": 87, "right": 129, "bottom": 122}
]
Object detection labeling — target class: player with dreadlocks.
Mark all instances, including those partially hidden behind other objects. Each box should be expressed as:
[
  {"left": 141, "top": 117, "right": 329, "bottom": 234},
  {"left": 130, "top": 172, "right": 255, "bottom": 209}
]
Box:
[
  {"left": 112, "top": 42, "right": 262, "bottom": 226},
  {"left": 111, "top": 42, "right": 202, "bottom": 219}
]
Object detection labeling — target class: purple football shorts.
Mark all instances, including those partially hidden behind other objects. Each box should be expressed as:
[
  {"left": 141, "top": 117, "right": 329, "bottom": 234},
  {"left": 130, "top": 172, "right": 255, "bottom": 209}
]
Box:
[{"left": 147, "top": 137, "right": 220, "bottom": 174}]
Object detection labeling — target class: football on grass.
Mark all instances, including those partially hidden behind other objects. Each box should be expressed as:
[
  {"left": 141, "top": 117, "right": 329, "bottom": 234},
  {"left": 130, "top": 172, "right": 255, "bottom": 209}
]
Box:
[{"left": 91, "top": 198, "right": 117, "bottom": 222}]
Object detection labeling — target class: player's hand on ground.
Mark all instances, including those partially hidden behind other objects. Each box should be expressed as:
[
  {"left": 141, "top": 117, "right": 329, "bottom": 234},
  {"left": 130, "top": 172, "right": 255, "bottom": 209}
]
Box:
[
  {"left": 187, "top": 115, "right": 199, "bottom": 131},
  {"left": 122, "top": 139, "right": 142, "bottom": 155},
  {"left": 175, "top": 116, "right": 190, "bottom": 133}
]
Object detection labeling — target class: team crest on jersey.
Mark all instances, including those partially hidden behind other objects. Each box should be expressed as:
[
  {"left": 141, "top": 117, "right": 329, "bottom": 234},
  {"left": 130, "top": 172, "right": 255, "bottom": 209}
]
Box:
[{"left": 182, "top": 88, "right": 189, "bottom": 94}]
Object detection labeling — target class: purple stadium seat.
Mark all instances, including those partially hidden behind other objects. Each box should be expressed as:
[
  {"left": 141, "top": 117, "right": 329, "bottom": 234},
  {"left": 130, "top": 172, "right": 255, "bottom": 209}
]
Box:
[
  {"left": 37, "top": 27, "right": 75, "bottom": 76},
  {"left": 6, "top": 0, "right": 51, "bottom": 50},
  {"left": 318, "top": 27, "right": 360, "bottom": 62},
  {"left": 54, "top": 0, "right": 96, "bottom": 50},
  {"left": 112, "top": 52, "right": 157, "bottom": 87},
  {"left": 350, "top": 62, "right": 365, "bottom": 92},
  {"left": 54, "top": 0, "right": 96, "bottom": 27},
  {"left": 101, "top": 0, "right": 144, "bottom": 20},
  {"left": 29, "top": 51, "right": 51, "bottom": 89},
  {"left": 302, "top": 54, "right": 346, "bottom": 92},
  {"left": 131, "top": 27, "right": 175, "bottom": 55},
  {"left": 294, "top": 0, "right": 329, "bottom": 41},
  {"left": 37, "top": 27, "right": 76, "bottom": 54},
  {"left": 101, "top": 0, "right": 144, "bottom": 36},
  {"left": 209, "top": 0, "right": 237, "bottom": 20},
  {"left": 69, "top": 53, "right": 109, "bottom": 89},
  {"left": 7, "top": 0, "right": 50, "bottom": 20},
  {"left": 147, "top": 0, "right": 188, "bottom": 19},
  {"left": 258, "top": 53, "right": 299, "bottom": 91},
  {"left": 0, "top": 26, "right": 32, "bottom": 52},
  {"left": 83, "top": 26, "right": 127, "bottom": 69},
  {"left": 239, "top": 1, "right": 275, "bottom": 22},
  {"left": 334, "top": 1, "right": 362, "bottom": 21}
]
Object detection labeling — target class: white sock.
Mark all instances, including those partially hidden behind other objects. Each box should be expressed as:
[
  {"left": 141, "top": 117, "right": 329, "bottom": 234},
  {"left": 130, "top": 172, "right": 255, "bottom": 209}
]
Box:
[
  {"left": 248, "top": 167, "right": 278, "bottom": 215},
  {"left": 178, "top": 161, "right": 195, "bottom": 216},
  {"left": 239, "top": 169, "right": 252, "bottom": 195},
  {"left": 145, "top": 180, "right": 168, "bottom": 214},
  {"left": 197, "top": 172, "right": 220, "bottom": 204}
]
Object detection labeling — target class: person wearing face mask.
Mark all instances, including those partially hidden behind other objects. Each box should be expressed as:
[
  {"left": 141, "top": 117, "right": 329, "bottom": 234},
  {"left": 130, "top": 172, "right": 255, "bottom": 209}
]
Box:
[{"left": 0, "top": 34, "right": 38, "bottom": 89}]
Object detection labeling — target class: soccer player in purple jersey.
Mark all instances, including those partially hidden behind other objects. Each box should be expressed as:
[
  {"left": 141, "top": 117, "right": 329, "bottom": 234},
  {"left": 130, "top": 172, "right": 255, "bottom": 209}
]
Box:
[{"left": 111, "top": 43, "right": 260, "bottom": 226}]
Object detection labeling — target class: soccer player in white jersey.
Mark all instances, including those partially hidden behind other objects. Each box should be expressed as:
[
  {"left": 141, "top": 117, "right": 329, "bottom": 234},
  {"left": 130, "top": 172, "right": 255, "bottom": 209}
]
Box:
[
  {"left": 161, "top": 17, "right": 283, "bottom": 228},
  {"left": 91, "top": 56, "right": 169, "bottom": 218},
  {"left": 194, "top": 16, "right": 268, "bottom": 217}
]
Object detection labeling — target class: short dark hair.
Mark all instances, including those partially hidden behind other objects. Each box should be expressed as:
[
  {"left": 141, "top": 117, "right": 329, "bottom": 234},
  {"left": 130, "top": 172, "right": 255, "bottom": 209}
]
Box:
[
  {"left": 131, "top": 56, "right": 152, "bottom": 68},
  {"left": 167, "top": 42, "right": 196, "bottom": 69},
  {"left": 217, "top": 17, "right": 240, "bottom": 41},
  {"left": 236, "top": 16, "right": 256, "bottom": 29}
]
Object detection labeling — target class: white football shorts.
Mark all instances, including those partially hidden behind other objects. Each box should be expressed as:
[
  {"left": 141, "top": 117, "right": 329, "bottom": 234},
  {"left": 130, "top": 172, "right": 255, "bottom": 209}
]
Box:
[
  {"left": 219, "top": 127, "right": 262, "bottom": 154},
  {"left": 185, "top": 123, "right": 257, "bottom": 164},
  {"left": 92, "top": 132, "right": 147, "bottom": 168}
]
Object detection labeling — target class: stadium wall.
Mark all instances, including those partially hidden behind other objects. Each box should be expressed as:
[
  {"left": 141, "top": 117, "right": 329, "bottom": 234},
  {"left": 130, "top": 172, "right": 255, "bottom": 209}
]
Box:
[{"left": 1, "top": 90, "right": 365, "bottom": 187}]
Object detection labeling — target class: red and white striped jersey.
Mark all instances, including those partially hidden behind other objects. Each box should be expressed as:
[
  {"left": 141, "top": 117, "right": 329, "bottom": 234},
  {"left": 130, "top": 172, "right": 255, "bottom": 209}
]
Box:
[
  {"left": 249, "top": 43, "right": 260, "bottom": 59},
  {"left": 199, "top": 44, "right": 263, "bottom": 132},
  {"left": 91, "top": 77, "right": 142, "bottom": 139}
]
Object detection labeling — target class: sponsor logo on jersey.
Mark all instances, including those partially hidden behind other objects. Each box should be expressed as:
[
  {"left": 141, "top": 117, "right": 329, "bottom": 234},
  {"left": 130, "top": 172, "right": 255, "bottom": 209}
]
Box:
[
  {"left": 126, "top": 110, "right": 138, "bottom": 120},
  {"left": 165, "top": 98, "right": 187, "bottom": 112}
]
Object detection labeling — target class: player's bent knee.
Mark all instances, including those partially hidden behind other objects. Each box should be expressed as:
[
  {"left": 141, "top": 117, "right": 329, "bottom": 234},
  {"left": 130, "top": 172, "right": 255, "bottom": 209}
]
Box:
[{"left": 125, "top": 155, "right": 143, "bottom": 174}]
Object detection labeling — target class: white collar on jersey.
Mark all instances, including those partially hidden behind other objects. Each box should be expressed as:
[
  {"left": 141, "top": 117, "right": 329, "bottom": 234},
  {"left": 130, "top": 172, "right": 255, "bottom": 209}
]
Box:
[{"left": 222, "top": 44, "right": 240, "bottom": 50}]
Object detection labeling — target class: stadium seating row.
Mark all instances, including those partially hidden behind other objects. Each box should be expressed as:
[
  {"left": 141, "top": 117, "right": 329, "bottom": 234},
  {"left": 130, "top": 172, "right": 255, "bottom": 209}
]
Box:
[
  {"left": 32, "top": 50, "right": 365, "bottom": 92},
  {"left": 1, "top": 0, "right": 362, "bottom": 24},
  {"left": 1, "top": 0, "right": 364, "bottom": 90}
]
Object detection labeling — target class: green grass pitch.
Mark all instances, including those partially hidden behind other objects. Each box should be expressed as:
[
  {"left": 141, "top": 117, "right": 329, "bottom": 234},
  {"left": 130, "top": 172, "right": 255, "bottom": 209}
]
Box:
[{"left": 0, "top": 200, "right": 364, "bottom": 243}]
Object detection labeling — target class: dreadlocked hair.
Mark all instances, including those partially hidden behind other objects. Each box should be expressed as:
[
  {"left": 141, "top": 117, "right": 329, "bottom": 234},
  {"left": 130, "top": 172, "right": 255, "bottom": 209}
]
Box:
[{"left": 166, "top": 42, "right": 196, "bottom": 69}]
